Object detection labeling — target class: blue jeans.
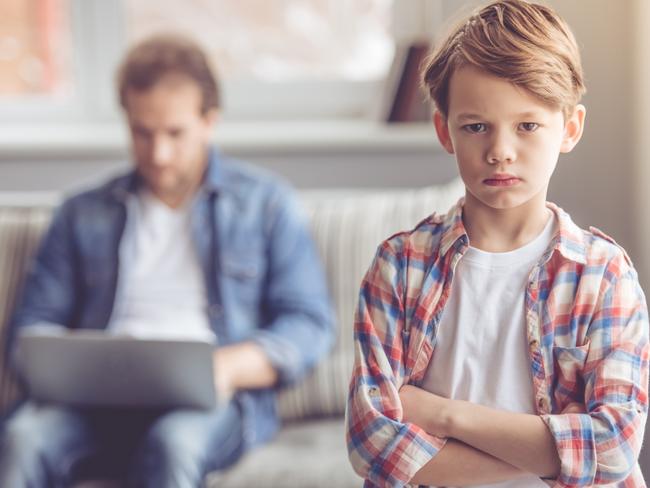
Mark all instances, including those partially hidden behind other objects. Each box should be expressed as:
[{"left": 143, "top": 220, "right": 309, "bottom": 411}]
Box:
[{"left": 0, "top": 400, "right": 245, "bottom": 488}]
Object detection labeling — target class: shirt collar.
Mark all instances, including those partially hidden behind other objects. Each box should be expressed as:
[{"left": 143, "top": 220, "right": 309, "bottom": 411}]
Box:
[
  {"left": 438, "top": 198, "right": 587, "bottom": 265},
  {"left": 201, "top": 146, "right": 226, "bottom": 195},
  {"left": 108, "top": 172, "right": 139, "bottom": 203},
  {"left": 546, "top": 201, "right": 587, "bottom": 264},
  {"left": 439, "top": 198, "right": 468, "bottom": 257}
]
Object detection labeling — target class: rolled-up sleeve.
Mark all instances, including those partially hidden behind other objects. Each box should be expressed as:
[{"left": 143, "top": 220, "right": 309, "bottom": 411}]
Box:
[
  {"left": 542, "top": 264, "right": 649, "bottom": 487},
  {"left": 346, "top": 243, "right": 446, "bottom": 488}
]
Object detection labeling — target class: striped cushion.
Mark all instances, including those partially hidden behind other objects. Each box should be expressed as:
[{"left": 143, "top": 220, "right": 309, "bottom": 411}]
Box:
[
  {"left": 0, "top": 204, "right": 55, "bottom": 414},
  {"left": 0, "top": 180, "right": 465, "bottom": 420},
  {"left": 277, "top": 179, "right": 464, "bottom": 420}
]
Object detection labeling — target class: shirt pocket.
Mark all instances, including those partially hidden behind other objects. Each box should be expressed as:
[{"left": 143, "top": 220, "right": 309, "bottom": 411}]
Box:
[
  {"left": 220, "top": 251, "right": 265, "bottom": 305},
  {"left": 552, "top": 343, "right": 589, "bottom": 390}
]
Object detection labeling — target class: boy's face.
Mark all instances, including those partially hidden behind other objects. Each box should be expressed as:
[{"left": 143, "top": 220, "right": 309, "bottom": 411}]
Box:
[{"left": 434, "top": 65, "right": 585, "bottom": 213}]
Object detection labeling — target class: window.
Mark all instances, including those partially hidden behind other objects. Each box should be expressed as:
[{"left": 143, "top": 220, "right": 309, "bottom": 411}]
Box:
[
  {"left": 127, "top": 0, "right": 394, "bottom": 83},
  {"left": 0, "top": 0, "right": 441, "bottom": 124},
  {"left": 126, "top": 0, "right": 396, "bottom": 120},
  {"left": 0, "top": 0, "right": 72, "bottom": 98},
  {"left": 0, "top": 0, "right": 125, "bottom": 123}
]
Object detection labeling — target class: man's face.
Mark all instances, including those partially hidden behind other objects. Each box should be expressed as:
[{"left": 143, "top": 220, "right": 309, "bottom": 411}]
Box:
[
  {"left": 124, "top": 75, "right": 216, "bottom": 207},
  {"left": 434, "top": 65, "right": 584, "bottom": 213}
]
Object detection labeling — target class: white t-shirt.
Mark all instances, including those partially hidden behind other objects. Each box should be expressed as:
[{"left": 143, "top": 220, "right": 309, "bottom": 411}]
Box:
[
  {"left": 107, "top": 190, "right": 215, "bottom": 343},
  {"left": 420, "top": 215, "right": 556, "bottom": 488}
]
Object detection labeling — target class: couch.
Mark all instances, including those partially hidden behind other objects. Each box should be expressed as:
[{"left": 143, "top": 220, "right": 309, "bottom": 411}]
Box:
[{"left": 0, "top": 178, "right": 465, "bottom": 487}]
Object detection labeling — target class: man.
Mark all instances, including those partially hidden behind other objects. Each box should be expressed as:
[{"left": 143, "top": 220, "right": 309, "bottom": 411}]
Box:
[{"left": 0, "top": 34, "right": 334, "bottom": 487}]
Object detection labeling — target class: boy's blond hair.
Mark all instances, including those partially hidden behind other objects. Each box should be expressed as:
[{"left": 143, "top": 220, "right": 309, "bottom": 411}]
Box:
[{"left": 422, "top": 0, "right": 585, "bottom": 119}]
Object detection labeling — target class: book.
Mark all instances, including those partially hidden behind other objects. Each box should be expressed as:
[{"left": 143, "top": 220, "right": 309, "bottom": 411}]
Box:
[{"left": 381, "top": 41, "right": 432, "bottom": 123}]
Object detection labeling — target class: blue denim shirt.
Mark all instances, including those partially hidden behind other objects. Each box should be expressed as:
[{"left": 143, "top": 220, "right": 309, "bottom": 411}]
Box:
[{"left": 9, "top": 149, "right": 335, "bottom": 446}]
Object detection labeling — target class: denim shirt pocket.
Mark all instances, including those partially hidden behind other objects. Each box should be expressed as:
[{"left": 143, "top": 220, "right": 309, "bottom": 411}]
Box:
[{"left": 220, "top": 250, "right": 266, "bottom": 307}]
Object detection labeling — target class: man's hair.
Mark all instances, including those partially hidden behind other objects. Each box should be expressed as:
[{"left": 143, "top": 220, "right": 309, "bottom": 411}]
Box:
[
  {"left": 117, "top": 34, "right": 219, "bottom": 114},
  {"left": 422, "top": 0, "right": 585, "bottom": 119}
]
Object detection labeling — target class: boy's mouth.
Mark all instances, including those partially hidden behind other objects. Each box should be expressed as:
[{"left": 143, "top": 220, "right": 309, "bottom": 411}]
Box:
[{"left": 483, "top": 174, "right": 521, "bottom": 187}]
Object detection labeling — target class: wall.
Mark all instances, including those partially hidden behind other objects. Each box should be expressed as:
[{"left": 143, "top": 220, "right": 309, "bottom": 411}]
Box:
[
  {"left": 545, "top": 0, "right": 638, "bottom": 273},
  {"left": 633, "top": 0, "right": 650, "bottom": 473},
  {"left": 633, "top": 0, "right": 650, "bottom": 295}
]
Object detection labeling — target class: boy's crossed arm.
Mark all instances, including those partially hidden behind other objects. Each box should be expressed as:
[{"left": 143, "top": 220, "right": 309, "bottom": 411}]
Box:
[
  {"left": 406, "top": 437, "right": 530, "bottom": 487},
  {"left": 402, "top": 265, "right": 649, "bottom": 488},
  {"left": 400, "top": 385, "right": 564, "bottom": 485}
]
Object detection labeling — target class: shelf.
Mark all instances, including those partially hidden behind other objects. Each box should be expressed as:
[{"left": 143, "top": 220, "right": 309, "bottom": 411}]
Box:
[{"left": 0, "top": 120, "right": 441, "bottom": 160}]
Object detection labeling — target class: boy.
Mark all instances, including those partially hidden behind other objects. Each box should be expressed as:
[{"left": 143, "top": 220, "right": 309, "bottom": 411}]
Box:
[{"left": 346, "top": 1, "right": 649, "bottom": 487}]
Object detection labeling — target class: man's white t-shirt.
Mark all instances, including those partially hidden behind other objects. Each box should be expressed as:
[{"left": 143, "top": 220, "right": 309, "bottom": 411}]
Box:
[
  {"left": 421, "top": 214, "right": 556, "bottom": 488},
  {"left": 108, "top": 190, "right": 216, "bottom": 343}
]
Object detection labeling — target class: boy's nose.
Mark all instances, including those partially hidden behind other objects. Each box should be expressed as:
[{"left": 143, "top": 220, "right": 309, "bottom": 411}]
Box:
[
  {"left": 486, "top": 132, "right": 516, "bottom": 164},
  {"left": 487, "top": 152, "right": 514, "bottom": 164}
]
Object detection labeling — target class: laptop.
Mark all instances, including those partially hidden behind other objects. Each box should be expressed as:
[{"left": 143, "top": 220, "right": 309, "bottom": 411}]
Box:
[{"left": 15, "top": 327, "right": 217, "bottom": 410}]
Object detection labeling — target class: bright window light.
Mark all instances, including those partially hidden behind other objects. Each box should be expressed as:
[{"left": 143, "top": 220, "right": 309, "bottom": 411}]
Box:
[
  {"left": 125, "top": 0, "right": 395, "bottom": 83},
  {"left": 0, "top": 0, "right": 72, "bottom": 98}
]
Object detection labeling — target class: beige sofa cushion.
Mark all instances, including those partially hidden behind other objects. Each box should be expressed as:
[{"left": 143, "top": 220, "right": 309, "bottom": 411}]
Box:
[
  {"left": 277, "top": 179, "right": 464, "bottom": 420},
  {"left": 0, "top": 203, "right": 55, "bottom": 413},
  {"left": 206, "top": 417, "right": 360, "bottom": 488}
]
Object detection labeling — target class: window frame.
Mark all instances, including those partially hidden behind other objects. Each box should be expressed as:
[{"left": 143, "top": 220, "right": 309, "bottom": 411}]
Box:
[
  {"left": 0, "top": 0, "right": 126, "bottom": 124},
  {"left": 0, "top": 0, "right": 443, "bottom": 125}
]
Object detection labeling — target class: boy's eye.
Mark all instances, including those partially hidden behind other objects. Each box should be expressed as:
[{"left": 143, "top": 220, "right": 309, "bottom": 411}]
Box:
[
  {"left": 463, "top": 123, "right": 487, "bottom": 134},
  {"left": 519, "top": 122, "right": 539, "bottom": 132}
]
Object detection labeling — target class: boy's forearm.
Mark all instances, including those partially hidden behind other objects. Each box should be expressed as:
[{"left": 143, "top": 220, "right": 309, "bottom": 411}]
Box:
[
  {"left": 400, "top": 385, "right": 561, "bottom": 478},
  {"left": 448, "top": 399, "right": 561, "bottom": 478},
  {"left": 410, "top": 438, "right": 528, "bottom": 486}
]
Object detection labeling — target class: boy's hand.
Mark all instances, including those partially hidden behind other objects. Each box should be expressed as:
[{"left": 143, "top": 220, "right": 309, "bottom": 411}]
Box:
[
  {"left": 561, "top": 402, "right": 586, "bottom": 414},
  {"left": 400, "top": 384, "right": 454, "bottom": 437}
]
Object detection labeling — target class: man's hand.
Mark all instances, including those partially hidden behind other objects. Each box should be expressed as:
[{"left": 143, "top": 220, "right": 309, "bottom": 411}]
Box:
[
  {"left": 399, "top": 384, "right": 454, "bottom": 437},
  {"left": 213, "top": 347, "right": 236, "bottom": 402},
  {"left": 212, "top": 342, "right": 278, "bottom": 402}
]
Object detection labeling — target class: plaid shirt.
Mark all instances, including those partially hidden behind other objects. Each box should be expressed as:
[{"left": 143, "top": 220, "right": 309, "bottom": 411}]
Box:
[{"left": 346, "top": 199, "right": 649, "bottom": 488}]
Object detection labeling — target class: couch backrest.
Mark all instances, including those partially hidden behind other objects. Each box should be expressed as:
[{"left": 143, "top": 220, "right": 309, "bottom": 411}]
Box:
[
  {"left": 0, "top": 203, "right": 56, "bottom": 414},
  {"left": 277, "top": 179, "right": 464, "bottom": 420},
  {"left": 0, "top": 179, "right": 465, "bottom": 420}
]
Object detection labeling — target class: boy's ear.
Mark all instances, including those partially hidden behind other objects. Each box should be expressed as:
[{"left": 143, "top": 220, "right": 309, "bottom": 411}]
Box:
[
  {"left": 560, "top": 104, "right": 586, "bottom": 153},
  {"left": 433, "top": 110, "right": 455, "bottom": 154}
]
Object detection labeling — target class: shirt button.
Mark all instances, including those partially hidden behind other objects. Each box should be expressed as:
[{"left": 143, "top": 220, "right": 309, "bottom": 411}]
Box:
[
  {"left": 537, "top": 396, "right": 549, "bottom": 411},
  {"left": 368, "top": 386, "right": 380, "bottom": 397}
]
